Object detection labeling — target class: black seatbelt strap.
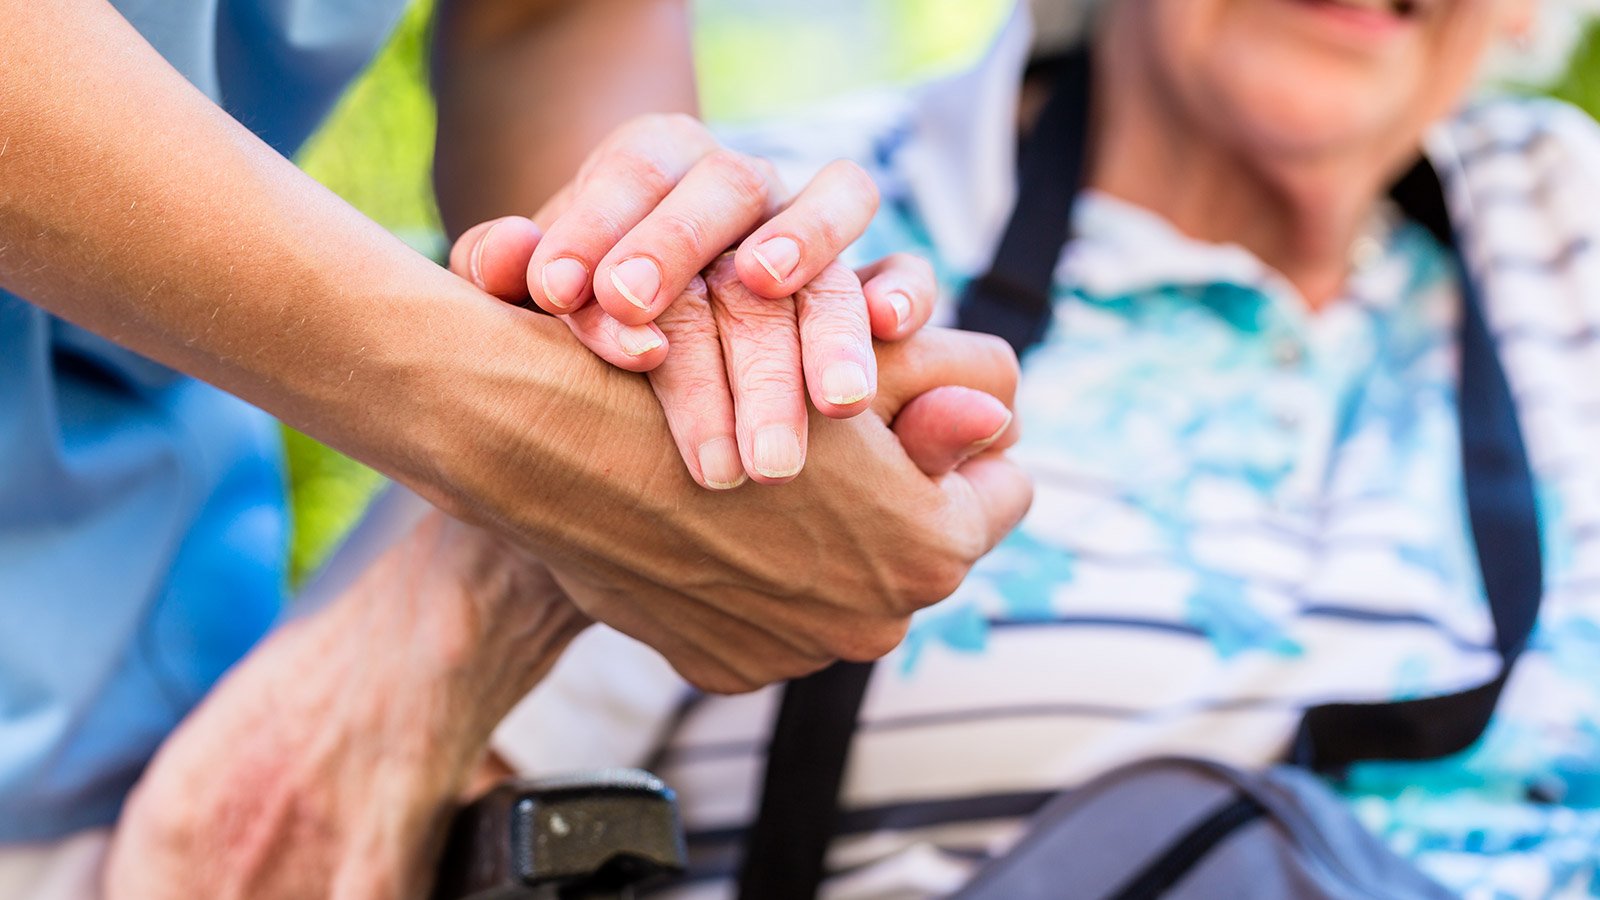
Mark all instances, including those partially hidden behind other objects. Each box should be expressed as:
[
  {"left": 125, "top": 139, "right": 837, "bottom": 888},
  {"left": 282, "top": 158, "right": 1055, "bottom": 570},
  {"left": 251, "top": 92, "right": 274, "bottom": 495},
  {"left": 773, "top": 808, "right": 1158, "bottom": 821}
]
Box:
[
  {"left": 738, "top": 49, "right": 1542, "bottom": 899},
  {"left": 734, "top": 660, "right": 874, "bottom": 900},
  {"left": 1289, "top": 158, "right": 1544, "bottom": 772},
  {"left": 957, "top": 47, "right": 1093, "bottom": 352}
]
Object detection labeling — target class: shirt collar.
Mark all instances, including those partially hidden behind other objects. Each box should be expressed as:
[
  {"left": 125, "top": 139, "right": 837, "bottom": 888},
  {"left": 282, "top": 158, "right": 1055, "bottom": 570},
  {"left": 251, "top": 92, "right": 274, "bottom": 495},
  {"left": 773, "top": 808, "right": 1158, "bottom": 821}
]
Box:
[{"left": 1060, "top": 189, "right": 1427, "bottom": 320}]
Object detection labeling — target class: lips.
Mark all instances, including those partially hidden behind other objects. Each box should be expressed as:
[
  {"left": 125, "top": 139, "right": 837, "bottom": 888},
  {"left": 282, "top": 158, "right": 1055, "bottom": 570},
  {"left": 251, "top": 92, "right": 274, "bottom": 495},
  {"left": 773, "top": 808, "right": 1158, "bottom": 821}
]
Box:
[{"left": 1303, "top": 0, "right": 1423, "bottom": 18}]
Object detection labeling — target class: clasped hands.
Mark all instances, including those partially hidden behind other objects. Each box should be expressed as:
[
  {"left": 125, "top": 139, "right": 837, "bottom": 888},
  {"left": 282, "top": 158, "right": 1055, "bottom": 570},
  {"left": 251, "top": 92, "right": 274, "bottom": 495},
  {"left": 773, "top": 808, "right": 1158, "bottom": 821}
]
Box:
[{"left": 431, "top": 113, "right": 1033, "bottom": 694}]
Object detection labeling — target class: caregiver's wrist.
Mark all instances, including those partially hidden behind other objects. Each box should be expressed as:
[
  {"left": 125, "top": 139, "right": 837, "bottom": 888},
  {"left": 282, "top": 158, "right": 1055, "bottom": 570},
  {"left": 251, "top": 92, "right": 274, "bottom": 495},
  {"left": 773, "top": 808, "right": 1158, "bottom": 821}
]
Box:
[
  {"left": 314, "top": 270, "right": 581, "bottom": 518},
  {"left": 398, "top": 296, "right": 671, "bottom": 553}
]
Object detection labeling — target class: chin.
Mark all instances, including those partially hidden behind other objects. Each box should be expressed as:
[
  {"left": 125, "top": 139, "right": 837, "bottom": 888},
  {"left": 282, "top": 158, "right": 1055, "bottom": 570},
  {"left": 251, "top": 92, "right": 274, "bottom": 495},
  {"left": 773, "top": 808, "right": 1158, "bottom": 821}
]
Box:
[{"left": 1179, "top": 21, "right": 1439, "bottom": 164}]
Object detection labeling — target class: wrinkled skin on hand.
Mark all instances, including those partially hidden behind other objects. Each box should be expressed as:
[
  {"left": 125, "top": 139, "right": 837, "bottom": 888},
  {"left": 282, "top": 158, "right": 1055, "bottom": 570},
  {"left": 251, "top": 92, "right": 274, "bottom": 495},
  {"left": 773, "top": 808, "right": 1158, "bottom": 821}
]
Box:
[{"left": 104, "top": 513, "right": 591, "bottom": 900}]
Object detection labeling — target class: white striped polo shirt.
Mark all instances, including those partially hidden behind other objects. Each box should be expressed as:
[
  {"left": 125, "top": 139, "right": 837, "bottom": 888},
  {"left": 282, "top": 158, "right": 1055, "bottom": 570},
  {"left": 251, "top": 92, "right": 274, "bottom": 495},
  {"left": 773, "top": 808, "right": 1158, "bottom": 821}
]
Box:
[{"left": 493, "top": 62, "right": 1600, "bottom": 900}]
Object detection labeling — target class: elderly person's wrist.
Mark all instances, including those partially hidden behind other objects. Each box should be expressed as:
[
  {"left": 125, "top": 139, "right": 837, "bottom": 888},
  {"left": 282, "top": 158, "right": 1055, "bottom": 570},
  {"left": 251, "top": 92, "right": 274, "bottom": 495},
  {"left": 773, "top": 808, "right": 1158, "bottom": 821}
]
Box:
[{"left": 104, "top": 512, "right": 588, "bottom": 900}]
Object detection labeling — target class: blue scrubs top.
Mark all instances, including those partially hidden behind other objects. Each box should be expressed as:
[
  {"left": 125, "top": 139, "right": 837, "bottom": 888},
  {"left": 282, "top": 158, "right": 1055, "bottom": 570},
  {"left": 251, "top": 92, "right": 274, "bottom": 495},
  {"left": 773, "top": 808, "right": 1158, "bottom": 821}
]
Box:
[{"left": 0, "top": 0, "right": 410, "bottom": 842}]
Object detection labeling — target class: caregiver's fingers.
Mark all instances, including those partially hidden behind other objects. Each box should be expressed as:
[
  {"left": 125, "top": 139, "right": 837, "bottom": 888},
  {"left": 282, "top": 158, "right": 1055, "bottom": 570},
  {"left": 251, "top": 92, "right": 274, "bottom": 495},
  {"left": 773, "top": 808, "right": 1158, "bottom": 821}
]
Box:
[
  {"left": 448, "top": 216, "right": 543, "bottom": 303},
  {"left": 794, "top": 262, "right": 876, "bottom": 419},
  {"left": 561, "top": 304, "right": 669, "bottom": 373},
  {"left": 703, "top": 256, "right": 808, "bottom": 485},
  {"left": 892, "top": 386, "right": 1019, "bottom": 477},
  {"left": 525, "top": 114, "right": 721, "bottom": 315},
  {"left": 592, "top": 150, "right": 787, "bottom": 327},
  {"left": 647, "top": 277, "right": 745, "bottom": 491},
  {"left": 734, "top": 159, "right": 880, "bottom": 299},
  {"left": 856, "top": 252, "right": 938, "bottom": 341}
]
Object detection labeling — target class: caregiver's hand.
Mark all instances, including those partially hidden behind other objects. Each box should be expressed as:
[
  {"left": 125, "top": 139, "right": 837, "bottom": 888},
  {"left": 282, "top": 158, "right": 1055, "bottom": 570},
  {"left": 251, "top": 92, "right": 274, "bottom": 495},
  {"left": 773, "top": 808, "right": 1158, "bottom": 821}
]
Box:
[
  {"left": 459, "top": 319, "right": 1029, "bottom": 695},
  {"left": 514, "top": 115, "right": 887, "bottom": 327},
  {"left": 450, "top": 214, "right": 937, "bottom": 487}
]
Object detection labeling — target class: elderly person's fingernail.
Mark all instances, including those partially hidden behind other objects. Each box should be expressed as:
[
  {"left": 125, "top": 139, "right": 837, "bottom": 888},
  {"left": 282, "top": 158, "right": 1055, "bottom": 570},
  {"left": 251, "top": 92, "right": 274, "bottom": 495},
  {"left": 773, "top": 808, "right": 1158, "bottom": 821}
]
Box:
[
  {"left": 541, "top": 258, "right": 589, "bottom": 310},
  {"left": 822, "top": 362, "right": 870, "bottom": 405},
  {"left": 888, "top": 291, "right": 912, "bottom": 330},
  {"left": 697, "top": 438, "right": 746, "bottom": 490},
  {"left": 610, "top": 257, "right": 661, "bottom": 309},
  {"left": 752, "top": 237, "right": 801, "bottom": 283},
  {"left": 753, "top": 426, "right": 803, "bottom": 479},
  {"left": 964, "top": 411, "right": 1014, "bottom": 458},
  {"left": 618, "top": 324, "right": 663, "bottom": 356}
]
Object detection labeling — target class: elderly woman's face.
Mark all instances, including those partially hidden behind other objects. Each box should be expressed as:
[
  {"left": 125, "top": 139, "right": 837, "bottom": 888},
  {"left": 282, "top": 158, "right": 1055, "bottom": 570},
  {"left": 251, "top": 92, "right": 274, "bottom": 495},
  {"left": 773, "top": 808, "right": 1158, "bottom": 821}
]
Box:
[{"left": 1119, "top": 0, "right": 1530, "bottom": 162}]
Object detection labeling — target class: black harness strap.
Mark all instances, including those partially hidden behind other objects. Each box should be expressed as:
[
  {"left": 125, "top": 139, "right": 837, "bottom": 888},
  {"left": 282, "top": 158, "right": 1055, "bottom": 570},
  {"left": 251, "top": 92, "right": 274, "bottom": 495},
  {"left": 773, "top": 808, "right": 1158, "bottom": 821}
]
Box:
[
  {"left": 736, "top": 49, "right": 1542, "bottom": 899},
  {"left": 735, "top": 659, "right": 875, "bottom": 900}
]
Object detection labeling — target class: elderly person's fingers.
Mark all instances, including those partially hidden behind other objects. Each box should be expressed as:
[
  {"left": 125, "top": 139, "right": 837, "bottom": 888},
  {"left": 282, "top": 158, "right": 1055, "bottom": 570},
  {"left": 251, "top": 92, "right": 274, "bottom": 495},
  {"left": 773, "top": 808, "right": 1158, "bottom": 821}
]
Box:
[
  {"left": 646, "top": 277, "right": 746, "bottom": 490},
  {"left": 448, "top": 215, "right": 543, "bottom": 303},
  {"left": 592, "top": 150, "right": 787, "bottom": 326},
  {"left": 524, "top": 114, "right": 721, "bottom": 315},
  {"left": 856, "top": 252, "right": 938, "bottom": 340},
  {"left": 892, "top": 385, "right": 1018, "bottom": 476},
  {"left": 703, "top": 256, "right": 808, "bottom": 484},
  {"left": 734, "top": 159, "right": 880, "bottom": 299},
  {"left": 794, "top": 261, "right": 876, "bottom": 419}
]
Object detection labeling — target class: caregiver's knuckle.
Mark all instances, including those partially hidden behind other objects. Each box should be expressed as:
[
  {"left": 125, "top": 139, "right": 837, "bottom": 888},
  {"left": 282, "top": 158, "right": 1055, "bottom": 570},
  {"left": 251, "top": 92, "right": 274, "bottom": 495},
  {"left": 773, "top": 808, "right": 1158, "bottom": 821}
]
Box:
[
  {"left": 702, "top": 149, "right": 770, "bottom": 207},
  {"left": 653, "top": 210, "right": 713, "bottom": 261},
  {"left": 604, "top": 146, "right": 677, "bottom": 199},
  {"left": 829, "top": 158, "right": 880, "bottom": 209}
]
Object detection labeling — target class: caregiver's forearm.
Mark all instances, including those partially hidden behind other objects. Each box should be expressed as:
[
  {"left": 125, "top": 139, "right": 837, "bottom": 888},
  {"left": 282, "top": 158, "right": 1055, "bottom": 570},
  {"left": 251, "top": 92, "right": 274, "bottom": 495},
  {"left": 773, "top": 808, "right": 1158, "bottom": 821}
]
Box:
[
  {"left": 431, "top": 0, "right": 697, "bottom": 233},
  {"left": 0, "top": 0, "right": 580, "bottom": 497}
]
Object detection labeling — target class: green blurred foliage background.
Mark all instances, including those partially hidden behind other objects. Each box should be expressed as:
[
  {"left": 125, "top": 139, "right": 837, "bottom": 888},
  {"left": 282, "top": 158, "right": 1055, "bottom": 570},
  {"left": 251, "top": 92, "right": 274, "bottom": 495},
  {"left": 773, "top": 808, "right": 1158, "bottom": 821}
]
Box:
[{"left": 286, "top": 0, "right": 1600, "bottom": 585}]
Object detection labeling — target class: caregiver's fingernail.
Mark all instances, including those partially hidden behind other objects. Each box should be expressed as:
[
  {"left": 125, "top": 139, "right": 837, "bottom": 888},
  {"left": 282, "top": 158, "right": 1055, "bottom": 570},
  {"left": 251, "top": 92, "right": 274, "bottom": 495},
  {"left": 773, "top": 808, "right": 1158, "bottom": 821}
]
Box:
[
  {"left": 541, "top": 257, "right": 589, "bottom": 310},
  {"left": 697, "top": 438, "right": 746, "bottom": 490},
  {"left": 963, "top": 411, "right": 1014, "bottom": 458},
  {"left": 753, "top": 426, "right": 803, "bottom": 479},
  {"left": 822, "top": 361, "right": 870, "bottom": 405},
  {"left": 752, "top": 237, "right": 800, "bottom": 283},
  {"left": 618, "top": 324, "right": 663, "bottom": 357},
  {"left": 888, "top": 291, "right": 912, "bottom": 330},
  {"left": 610, "top": 257, "right": 661, "bottom": 309}
]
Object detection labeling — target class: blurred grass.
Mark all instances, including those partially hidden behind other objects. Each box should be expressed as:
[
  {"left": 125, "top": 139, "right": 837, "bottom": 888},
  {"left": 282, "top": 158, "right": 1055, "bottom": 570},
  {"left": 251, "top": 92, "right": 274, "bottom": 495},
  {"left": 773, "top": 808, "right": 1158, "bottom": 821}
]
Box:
[
  {"left": 285, "top": 3, "right": 1600, "bottom": 586},
  {"left": 1543, "top": 20, "right": 1600, "bottom": 116}
]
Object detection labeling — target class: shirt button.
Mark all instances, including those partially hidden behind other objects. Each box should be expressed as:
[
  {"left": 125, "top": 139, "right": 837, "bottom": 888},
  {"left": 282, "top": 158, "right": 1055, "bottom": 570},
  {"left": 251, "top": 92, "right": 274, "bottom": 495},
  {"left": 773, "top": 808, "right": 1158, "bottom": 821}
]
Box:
[
  {"left": 1350, "top": 234, "right": 1385, "bottom": 271},
  {"left": 1271, "top": 340, "right": 1304, "bottom": 368}
]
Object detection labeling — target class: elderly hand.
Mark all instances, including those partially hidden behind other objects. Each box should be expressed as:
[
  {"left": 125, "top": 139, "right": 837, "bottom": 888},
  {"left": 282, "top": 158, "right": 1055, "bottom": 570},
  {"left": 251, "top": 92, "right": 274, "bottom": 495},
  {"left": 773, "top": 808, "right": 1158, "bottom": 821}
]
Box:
[
  {"left": 102, "top": 511, "right": 591, "bottom": 900},
  {"left": 447, "top": 114, "right": 935, "bottom": 487}
]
